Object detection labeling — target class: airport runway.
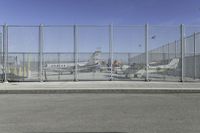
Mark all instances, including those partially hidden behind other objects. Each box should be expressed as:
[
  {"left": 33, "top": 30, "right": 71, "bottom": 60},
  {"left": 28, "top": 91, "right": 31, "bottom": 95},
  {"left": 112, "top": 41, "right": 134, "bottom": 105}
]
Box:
[{"left": 0, "top": 93, "right": 200, "bottom": 133}]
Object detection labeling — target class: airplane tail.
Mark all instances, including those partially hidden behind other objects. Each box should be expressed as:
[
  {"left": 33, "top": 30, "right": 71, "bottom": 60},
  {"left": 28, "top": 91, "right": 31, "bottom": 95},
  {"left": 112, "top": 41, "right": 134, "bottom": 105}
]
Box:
[
  {"left": 167, "top": 58, "right": 179, "bottom": 69},
  {"left": 87, "top": 50, "right": 102, "bottom": 65}
]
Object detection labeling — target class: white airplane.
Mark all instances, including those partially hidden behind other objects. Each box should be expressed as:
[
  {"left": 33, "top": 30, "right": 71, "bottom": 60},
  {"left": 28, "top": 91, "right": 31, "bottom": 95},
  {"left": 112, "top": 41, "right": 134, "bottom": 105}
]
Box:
[
  {"left": 44, "top": 50, "right": 103, "bottom": 75},
  {"left": 124, "top": 58, "right": 180, "bottom": 78}
]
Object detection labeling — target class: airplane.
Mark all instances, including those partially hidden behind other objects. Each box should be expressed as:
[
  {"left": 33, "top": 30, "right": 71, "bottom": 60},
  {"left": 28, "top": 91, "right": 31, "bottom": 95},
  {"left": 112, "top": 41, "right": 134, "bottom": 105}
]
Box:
[
  {"left": 123, "top": 58, "right": 180, "bottom": 78},
  {"left": 43, "top": 50, "right": 104, "bottom": 75},
  {"left": 151, "top": 35, "right": 156, "bottom": 39}
]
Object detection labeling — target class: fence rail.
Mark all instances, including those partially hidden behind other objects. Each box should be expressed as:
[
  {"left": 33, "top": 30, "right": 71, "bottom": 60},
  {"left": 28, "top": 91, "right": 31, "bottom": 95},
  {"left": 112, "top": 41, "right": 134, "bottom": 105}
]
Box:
[{"left": 0, "top": 24, "right": 200, "bottom": 82}]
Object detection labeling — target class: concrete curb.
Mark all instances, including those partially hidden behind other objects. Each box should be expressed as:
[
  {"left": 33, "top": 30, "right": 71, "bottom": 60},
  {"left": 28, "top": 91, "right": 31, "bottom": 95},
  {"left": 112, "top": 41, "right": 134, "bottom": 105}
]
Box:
[
  {"left": 1, "top": 81, "right": 200, "bottom": 94},
  {"left": 1, "top": 89, "right": 200, "bottom": 94}
]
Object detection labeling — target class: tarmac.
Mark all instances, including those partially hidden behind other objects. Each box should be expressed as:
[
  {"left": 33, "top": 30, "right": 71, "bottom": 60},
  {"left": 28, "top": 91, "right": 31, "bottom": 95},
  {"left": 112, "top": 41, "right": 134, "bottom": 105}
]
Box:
[{"left": 0, "top": 81, "right": 200, "bottom": 94}]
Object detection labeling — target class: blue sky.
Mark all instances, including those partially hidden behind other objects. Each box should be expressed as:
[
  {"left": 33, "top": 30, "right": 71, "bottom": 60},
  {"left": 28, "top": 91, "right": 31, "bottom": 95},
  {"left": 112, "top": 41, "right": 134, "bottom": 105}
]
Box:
[
  {"left": 0, "top": 0, "right": 200, "bottom": 53},
  {"left": 0, "top": 0, "right": 200, "bottom": 25}
]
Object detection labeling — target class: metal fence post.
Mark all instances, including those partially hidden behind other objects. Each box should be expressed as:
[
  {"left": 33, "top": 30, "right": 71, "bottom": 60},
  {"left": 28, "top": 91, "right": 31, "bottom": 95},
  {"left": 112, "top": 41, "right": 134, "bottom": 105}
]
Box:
[
  {"left": 145, "top": 24, "right": 149, "bottom": 81},
  {"left": 3, "top": 24, "right": 8, "bottom": 83},
  {"left": 0, "top": 33, "right": 3, "bottom": 69},
  {"left": 180, "top": 24, "right": 184, "bottom": 82},
  {"left": 39, "top": 24, "right": 44, "bottom": 82},
  {"left": 23, "top": 53, "right": 25, "bottom": 81},
  {"left": 109, "top": 24, "right": 113, "bottom": 81},
  {"left": 168, "top": 43, "right": 170, "bottom": 61},
  {"left": 175, "top": 40, "right": 177, "bottom": 58},
  {"left": 58, "top": 53, "right": 60, "bottom": 81},
  {"left": 128, "top": 53, "right": 131, "bottom": 65},
  {"left": 194, "top": 32, "right": 196, "bottom": 80},
  {"left": 74, "top": 25, "right": 78, "bottom": 81}
]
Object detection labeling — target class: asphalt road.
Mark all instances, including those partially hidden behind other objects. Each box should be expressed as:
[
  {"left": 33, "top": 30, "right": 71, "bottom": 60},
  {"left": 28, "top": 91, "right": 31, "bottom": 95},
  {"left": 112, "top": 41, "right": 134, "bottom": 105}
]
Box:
[{"left": 0, "top": 94, "right": 200, "bottom": 133}]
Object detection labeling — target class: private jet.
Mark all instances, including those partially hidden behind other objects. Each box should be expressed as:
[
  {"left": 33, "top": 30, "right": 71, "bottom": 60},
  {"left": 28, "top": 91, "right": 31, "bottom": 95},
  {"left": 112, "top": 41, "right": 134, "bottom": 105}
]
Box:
[
  {"left": 44, "top": 50, "right": 104, "bottom": 76},
  {"left": 124, "top": 58, "right": 180, "bottom": 78}
]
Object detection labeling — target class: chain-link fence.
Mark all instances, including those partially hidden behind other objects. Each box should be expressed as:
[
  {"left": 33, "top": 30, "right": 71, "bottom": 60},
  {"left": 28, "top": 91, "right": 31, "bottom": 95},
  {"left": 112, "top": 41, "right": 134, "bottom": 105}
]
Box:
[
  {"left": 0, "top": 26, "right": 3, "bottom": 82},
  {"left": 0, "top": 24, "right": 199, "bottom": 82}
]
